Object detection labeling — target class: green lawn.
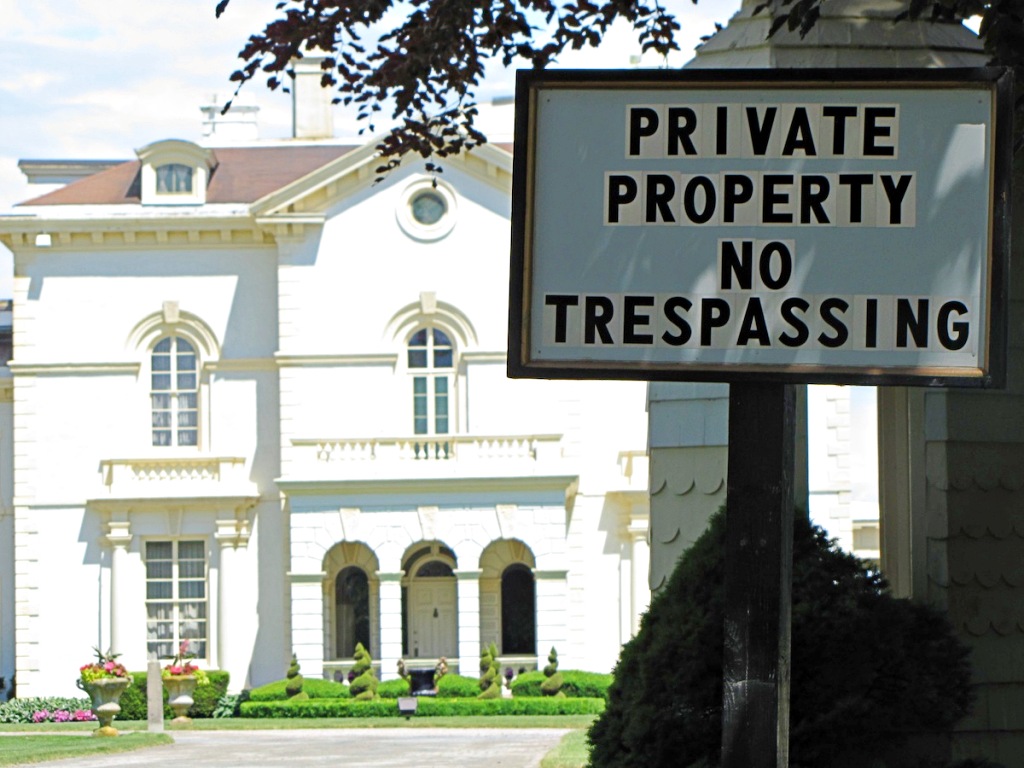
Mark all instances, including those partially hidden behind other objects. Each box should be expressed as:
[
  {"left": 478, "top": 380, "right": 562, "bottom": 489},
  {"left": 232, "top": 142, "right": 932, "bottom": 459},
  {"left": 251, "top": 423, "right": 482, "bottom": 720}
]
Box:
[{"left": 0, "top": 732, "right": 173, "bottom": 766}]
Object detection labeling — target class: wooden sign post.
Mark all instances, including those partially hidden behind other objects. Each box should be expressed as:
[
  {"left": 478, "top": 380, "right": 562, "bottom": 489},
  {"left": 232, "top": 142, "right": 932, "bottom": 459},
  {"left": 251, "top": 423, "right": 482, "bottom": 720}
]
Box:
[{"left": 722, "top": 382, "right": 794, "bottom": 768}]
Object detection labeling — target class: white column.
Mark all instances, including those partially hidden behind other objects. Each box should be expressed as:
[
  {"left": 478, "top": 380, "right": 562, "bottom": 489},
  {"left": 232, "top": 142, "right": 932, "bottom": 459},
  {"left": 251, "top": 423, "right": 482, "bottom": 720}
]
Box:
[
  {"left": 289, "top": 572, "right": 326, "bottom": 679},
  {"left": 106, "top": 520, "right": 132, "bottom": 658},
  {"left": 377, "top": 571, "right": 403, "bottom": 681},
  {"left": 455, "top": 569, "right": 481, "bottom": 674},
  {"left": 215, "top": 517, "right": 251, "bottom": 690},
  {"left": 533, "top": 569, "right": 568, "bottom": 662},
  {"left": 628, "top": 517, "right": 651, "bottom": 637}
]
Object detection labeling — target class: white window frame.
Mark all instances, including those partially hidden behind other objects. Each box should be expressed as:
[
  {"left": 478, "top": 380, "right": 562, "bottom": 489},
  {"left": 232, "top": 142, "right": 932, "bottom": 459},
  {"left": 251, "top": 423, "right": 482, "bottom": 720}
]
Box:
[
  {"left": 144, "top": 539, "right": 209, "bottom": 662},
  {"left": 408, "top": 327, "right": 455, "bottom": 437},
  {"left": 150, "top": 335, "right": 200, "bottom": 448}
]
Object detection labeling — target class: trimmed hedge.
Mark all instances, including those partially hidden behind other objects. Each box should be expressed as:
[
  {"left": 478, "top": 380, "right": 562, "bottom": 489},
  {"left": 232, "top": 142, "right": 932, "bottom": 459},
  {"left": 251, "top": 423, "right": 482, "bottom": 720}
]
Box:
[
  {"left": 378, "top": 678, "right": 411, "bottom": 699},
  {"left": 118, "top": 670, "right": 229, "bottom": 720},
  {"left": 248, "top": 678, "right": 349, "bottom": 702},
  {"left": 240, "top": 696, "right": 605, "bottom": 718},
  {"left": 511, "top": 670, "right": 613, "bottom": 699},
  {"left": 436, "top": 674, "right": 480, "bottom": 698}
]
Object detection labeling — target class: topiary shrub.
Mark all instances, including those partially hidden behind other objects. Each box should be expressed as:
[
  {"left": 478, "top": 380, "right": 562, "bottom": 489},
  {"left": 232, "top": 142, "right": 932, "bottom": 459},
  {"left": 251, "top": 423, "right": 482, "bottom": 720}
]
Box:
[
  {"left": 349, "top": 642, "right": 379, "bottom": 701},
  {"left": 284, "top": 654, "right": 307, "bottom": 701},
  {"left": 540, "top": 647, "right": 566, "bottom": 698},
  {"left": 478, "top": 642, "right": 501, "bottom": 699},
  {"left": 588, "top": 509, "right": 975, "bottom": 768}
]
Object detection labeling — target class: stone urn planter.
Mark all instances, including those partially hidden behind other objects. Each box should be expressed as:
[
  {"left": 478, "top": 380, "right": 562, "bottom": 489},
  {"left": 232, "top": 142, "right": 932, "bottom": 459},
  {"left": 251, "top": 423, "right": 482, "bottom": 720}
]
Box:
[
  {"left": 80, "top": 677, "right": 132, "bottom": 736},
  {"left": 163, "top": 674, "right": 198, "bottom": 723}
]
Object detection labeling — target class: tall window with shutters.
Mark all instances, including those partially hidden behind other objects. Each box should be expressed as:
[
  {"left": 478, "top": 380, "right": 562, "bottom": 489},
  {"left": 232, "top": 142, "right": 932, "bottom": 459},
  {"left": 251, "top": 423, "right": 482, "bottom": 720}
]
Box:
[{"left": 151, "top": 336, "right": 198, "bottom": 447}]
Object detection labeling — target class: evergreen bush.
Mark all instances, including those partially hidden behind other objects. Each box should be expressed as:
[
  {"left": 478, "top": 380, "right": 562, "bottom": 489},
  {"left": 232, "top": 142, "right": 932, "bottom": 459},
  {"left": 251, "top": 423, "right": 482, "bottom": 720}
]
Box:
[
  {"left": 511, "top": 670, "right": 613, "bottom": 699},
  {"left": 436, "top": 674, "right": 481, "bottom": 698},
  {"left": 377, "top": 677, "right": 412, "bottom": 699},
  {"left": 248, "top": 678, "right": 349, "bottom": 702},
  {"left": 349, "top": 642, "right": 379, "bottom": 701},
  {"left": 587, "top": 509, "right": 975, "bottom": 768},
  {"left": 478, "top": 642, "right": 501, "bottom": 699},
  {"left": 540, "top": 647, "right": 565, "bottom": 698},
  {"left": 117, "top": 670, "right": 230, "bottom": 720}
]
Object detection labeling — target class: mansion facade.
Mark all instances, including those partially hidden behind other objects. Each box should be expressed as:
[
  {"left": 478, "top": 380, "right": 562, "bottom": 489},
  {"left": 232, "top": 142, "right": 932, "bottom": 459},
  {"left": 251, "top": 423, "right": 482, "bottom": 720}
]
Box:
[{"left": 0, "top": 104, "right": 651, "bottom": 697}]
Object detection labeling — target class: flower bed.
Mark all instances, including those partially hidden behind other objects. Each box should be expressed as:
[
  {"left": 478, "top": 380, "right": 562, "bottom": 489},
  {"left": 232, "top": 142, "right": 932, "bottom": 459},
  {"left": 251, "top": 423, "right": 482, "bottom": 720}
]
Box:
[
  {"left": 0, "top": 697, "right": 96, "bottom": 724},
  {"left": 240, "top": 696, "right": 605, "bottom": 718}
]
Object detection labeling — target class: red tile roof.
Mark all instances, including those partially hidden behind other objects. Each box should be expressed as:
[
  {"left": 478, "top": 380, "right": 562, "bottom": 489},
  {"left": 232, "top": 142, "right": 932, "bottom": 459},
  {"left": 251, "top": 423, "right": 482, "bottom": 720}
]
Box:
[{"left": 18, "top": 145, "right": 359, "bottom": 207}]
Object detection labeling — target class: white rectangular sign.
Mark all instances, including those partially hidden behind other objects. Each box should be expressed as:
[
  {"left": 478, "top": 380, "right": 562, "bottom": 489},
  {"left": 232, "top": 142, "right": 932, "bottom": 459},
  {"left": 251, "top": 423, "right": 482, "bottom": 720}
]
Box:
[{"left": 509, "top": 69, "right": 1012, "bottom": 386}]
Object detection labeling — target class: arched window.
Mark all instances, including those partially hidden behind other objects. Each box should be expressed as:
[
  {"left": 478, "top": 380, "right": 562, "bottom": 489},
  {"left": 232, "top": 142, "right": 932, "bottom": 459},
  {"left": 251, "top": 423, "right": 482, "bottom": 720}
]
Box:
[
  {"left": 151, "top": 336, "right": 198, "bottom": 447},
  {"left": 408, "top": 327, "right": 454, "bottom": 437},
  {"left": 335, "top": 567, "right": 371, "bottom": 658},
  {"left": 501, "top": 564, "right": 536, "bottom": 655}
]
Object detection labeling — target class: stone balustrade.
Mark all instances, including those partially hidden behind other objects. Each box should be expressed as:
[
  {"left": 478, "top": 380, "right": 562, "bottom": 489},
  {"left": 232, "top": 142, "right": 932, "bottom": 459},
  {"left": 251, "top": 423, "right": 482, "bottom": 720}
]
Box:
[{"left": 292, "top": 434, "right": 563, "bottom": 465}]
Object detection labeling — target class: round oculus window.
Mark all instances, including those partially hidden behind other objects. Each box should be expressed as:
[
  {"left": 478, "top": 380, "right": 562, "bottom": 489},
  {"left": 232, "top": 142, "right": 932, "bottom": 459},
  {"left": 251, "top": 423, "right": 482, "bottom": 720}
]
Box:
[
  {"left": 396, "top": 179, "right": 458, "bottom": 241},
  {"left": 410, "top": 190, "right": 447, "bottom": 226}
]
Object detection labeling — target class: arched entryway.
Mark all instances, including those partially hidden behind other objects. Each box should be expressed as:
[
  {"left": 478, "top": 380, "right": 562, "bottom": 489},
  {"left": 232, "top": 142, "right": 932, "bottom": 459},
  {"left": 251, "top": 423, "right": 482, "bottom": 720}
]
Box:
[
  {"left": 402, "top": 542, "right": 458, "bottom": 660},
  {"left": 500, "top": 563, "right": 536, "bottom": 654},
  {"left": 323, "top": 542, "right": 379, "bottom": 663},
  {"left": 335, "top": 566, "right": 370, "bottom": 658},
  {"left": 480, "top": 539, "right": 537, "bottom": 656}
]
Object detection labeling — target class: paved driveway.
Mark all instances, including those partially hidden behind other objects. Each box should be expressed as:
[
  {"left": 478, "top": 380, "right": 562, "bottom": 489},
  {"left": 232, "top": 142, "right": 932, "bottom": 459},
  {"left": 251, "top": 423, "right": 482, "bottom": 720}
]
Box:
[{"left": 20, "top": 727, "right": 573, "bottom": 768}]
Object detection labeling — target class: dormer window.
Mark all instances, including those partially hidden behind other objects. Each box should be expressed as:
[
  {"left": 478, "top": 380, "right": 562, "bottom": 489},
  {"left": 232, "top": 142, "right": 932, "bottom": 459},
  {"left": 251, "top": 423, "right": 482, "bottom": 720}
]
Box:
[
  {"left": 156, "top": 164, "right": 193, "bottom": 194},
  {"left": 136, "top": 140, "right": 216, "bottom": 206}
]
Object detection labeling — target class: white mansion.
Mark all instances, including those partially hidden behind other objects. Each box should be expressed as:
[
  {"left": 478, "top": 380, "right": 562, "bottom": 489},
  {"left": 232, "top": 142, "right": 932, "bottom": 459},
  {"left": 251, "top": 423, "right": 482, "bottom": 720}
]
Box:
[{"left": 0, "top": 86, "right": 654, "bottom": 697}]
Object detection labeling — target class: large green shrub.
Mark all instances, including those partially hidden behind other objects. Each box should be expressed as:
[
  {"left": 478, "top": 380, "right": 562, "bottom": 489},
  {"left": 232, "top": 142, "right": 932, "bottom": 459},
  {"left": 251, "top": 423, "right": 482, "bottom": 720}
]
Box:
[
  {"left": 118, "top": 670, "right": 229, "bottom": 720},
  {"left": 240, "top": 696, "right": 605, "bottom": 718},
  {"left": 511, "top": 670, "right": 613, "bottom": 699},
  {"left": 349, "top": 642, "right": 379, "bottom": 701},
  {"left": 436, "top": 674, "right": 481, "bottom": 698},
  {"left": 248, "top": 678, "right": 349, "bottom": 702},
  {"left": 587, "top": 510, "right": 974, "bottom": 768},
  {"left": 377, "top": 677, "right": 411, "bottom": 699}
]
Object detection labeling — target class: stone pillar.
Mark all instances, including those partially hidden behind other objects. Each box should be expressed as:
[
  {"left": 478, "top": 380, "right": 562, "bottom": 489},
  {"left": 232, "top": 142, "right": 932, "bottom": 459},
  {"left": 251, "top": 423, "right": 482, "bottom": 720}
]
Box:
[
  {"left": 377, "top": 571, "right": 403, "bottom": 681},
  {"left": 288, "top": 571, "right": 326, "bottom": 680},
  {"left": 215, "top": 517, "right": 251, "bottom": 689},
  {"left": 455, "top": 570, "right": 481, "bottom": 670},
  {"left": 105, "top": 520, "right": 132, "bottom": 658},
  {"left": 627, "top": 517, "right": 651, "bottom": 637},
  {"left": 533, "top": 570, "right": 568, "bottom": 661}
]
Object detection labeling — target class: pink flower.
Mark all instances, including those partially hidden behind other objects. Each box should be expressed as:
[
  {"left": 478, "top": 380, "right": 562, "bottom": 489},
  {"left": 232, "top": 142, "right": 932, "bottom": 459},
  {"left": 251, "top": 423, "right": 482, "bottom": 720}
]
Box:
[
  {"left": 104, "top": 661, "right": 115, "bottom": 671},
  {"left": 32, "top": 710, "right": 49, "bottom": 723}
]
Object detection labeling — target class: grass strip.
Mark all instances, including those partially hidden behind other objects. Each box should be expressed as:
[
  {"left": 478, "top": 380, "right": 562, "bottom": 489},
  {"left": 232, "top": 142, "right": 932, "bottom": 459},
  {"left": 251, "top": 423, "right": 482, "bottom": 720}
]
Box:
[
  {"left": 541, "top": 729, "right": 592, "bottom": 768},
  {"left": 0, "top": 732, "right": 173, "bottom": 766}
]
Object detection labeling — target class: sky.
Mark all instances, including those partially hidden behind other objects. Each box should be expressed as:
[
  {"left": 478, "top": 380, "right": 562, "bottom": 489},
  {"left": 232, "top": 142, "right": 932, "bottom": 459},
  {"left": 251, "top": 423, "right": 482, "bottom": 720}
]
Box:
[{"left": 0, "top": 0, "right": 741, "bottom": 206}]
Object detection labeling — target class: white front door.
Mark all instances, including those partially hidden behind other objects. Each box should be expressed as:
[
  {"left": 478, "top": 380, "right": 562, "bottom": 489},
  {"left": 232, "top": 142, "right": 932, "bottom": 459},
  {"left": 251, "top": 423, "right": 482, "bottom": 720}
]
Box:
[{"left": 408, "top": 578, "right": 457, "bottom": 659}]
